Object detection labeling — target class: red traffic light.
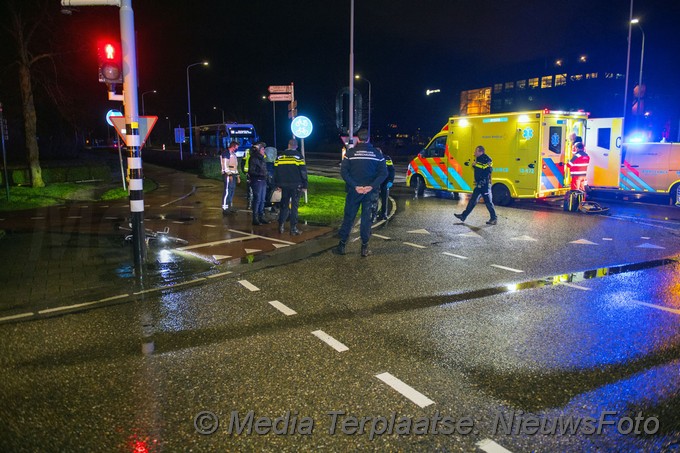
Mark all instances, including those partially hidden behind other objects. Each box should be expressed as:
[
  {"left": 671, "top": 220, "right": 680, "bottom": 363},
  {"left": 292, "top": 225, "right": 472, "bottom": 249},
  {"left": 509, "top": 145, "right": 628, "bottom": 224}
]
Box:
[{"left": 97, "top": 40, "right": 123, "bottom": 85}]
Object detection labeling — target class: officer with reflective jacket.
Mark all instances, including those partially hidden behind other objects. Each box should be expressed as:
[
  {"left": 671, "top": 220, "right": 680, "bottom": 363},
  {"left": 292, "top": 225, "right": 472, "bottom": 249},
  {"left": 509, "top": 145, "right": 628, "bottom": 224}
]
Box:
[
  {"left": 274, "top": 138, "right": 308, "bottom": 235},
  {"left": 334, "top": 129, "right": 387, "bottom": 257},
  {"left": 454, "top": 145, "right": 497, "bottom": 225},
  {"left": 375, "top": 153, "right": 395, "bottom": 220}
]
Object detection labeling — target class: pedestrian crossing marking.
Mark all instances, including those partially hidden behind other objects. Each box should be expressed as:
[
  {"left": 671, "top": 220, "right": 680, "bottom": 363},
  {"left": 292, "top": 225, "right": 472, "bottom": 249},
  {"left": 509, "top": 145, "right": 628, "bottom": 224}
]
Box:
[
  {"left": 312, "top": 330, "right": 349, "bottom": 352},
  {"left": 268, "top": 300, "right": 297, "bottom": 316},
  {"left": 238, "top": 280, "right": 260, "bottom": 291},
  {"left": 636, "top": 243, "right": 665, "bottom": 249},
  {"left": 407, "top": 229, "right": 430, "bottom": 234},
  {"left": 570, "top": 239, "right": 598, "bottom": 245},
  {"left": 375, "top": 372, "right": 434, "bottom": 408},
  {"left": 511, "top": 235, "right": 537, "bottom": 241},
  {"left": 207, "top": 271, "right": 233, "bottom": 279}
]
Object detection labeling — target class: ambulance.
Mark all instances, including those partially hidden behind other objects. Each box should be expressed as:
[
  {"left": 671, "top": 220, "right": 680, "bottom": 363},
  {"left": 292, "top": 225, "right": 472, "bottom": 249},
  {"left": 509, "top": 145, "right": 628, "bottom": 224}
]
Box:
[
  {"left": 406, "top": 110, "right": 588, "bottom": 205},
  {"left": 585, "top": 118, "right": 680, "bottom": 205}
]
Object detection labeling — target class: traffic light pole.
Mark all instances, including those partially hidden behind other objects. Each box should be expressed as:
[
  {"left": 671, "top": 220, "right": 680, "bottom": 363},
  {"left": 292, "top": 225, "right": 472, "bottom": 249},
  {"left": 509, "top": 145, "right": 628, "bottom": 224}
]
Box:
[{"left": 62, "top": 0, "right": 146, "bottom": 274}]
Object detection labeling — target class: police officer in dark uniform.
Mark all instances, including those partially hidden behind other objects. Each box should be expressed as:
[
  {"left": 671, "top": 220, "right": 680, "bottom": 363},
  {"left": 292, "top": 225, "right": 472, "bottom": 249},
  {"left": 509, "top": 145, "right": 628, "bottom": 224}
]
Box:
[
  {"left": 375, "top": 152, "right": 395, "bottom": 220},
  {"left": 334, "top": 129, "right": 388, "bottom": 257},
  {"left": 454, "top": 145, "right": 497, "bottom": 225}
]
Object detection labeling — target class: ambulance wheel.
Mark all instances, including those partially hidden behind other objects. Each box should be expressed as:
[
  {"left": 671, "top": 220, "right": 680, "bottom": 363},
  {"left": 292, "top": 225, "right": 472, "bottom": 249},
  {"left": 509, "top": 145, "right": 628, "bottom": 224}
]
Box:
[
  {"left": 412, "top": 175, "right": 426, "bottom": 197},
  {"left": 492, "top": 183, "right": 513, "bottom": 206}
]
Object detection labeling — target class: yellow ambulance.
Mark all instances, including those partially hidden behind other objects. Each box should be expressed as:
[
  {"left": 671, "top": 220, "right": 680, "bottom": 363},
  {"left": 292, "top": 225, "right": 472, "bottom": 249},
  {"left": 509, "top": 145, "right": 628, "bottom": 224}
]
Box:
[{"left": 406, "top": 110, "right": 588, "bottom": 205}]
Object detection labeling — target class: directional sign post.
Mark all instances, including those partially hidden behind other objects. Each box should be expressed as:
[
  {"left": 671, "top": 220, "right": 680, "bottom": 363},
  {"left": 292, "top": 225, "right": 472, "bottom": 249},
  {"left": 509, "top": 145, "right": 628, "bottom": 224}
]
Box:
[
  {"left": 268, "top": 85, "right": 293, "bottom": 93},
  {"left": 268, "top": 93, "right": 292, "bottom": 102}
]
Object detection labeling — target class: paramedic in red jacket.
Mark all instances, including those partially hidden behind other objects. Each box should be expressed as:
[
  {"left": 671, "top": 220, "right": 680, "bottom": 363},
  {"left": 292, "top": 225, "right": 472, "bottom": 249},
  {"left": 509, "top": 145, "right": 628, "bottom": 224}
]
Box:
[{"left": 568, "top": 142, "right": 590, "bottom": 193}]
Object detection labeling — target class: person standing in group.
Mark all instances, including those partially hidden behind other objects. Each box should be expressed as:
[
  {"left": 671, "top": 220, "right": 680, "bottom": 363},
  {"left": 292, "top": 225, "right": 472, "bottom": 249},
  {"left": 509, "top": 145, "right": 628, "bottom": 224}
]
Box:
[
  {"left": 334, "top": 129, "right": 387, "bottom": 257},
  {"left": 247, "top": 142, "right": 269, "bottom": 225},
  {"left": 567, "top": 141, "right": 590, "bottom": 194},
  {"left": 274, "top": 138, "right": 307, "bottom": 236},
  {"left": 220, "top": 141, "right": 241, "bottom": 215},
  {"left": 454, "top": 145, "right": 497, "bottom": 225},
  {"left": 240, "top": 144, "right": 253, "bottom": 209},
  {"left": 376, "top": 152, "right": 395, "bottom": 220}
]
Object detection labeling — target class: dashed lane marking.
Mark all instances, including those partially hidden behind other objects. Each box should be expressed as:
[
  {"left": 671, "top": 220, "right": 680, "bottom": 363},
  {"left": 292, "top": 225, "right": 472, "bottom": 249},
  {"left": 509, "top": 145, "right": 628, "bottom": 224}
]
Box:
[
  {"left": 207, "top": 271, "right": 233, "bottom": 279},
  {"left": 443, "top": 252, "right": 468, "bottom": 259},
  {"left": 244, "top": 248, "right": 261, "bottom": 254},
  {"left": 510, "top": 235, "right": 537, "bottom": 241},
  {"left": 239, "top": 280, "right": 260, "bottom": 292},
  {"left": 0, "top": 312, "right": 35, "bottom": 322},
  {"left": 407, "top": 229, "right": 430, "bottom": 234},
  {"left": 268, "top": 300, "right": 297, "bottom": 316},
  {"left": 636, "top": 243, "right": 665, "bottom": 249},
  {"left": 641, "top": 236, "right": 651, "bottom": 239},
  {"left": 273, "top": 244, "right": 290, "bottom": 249},
  {"left": 373, "top": 234, "right": 391, "bottom": 240},
  {"left": 404, "top": 242, "right": 427, "bottom": 249},
  {"left": 603, "top": 237, "right": 613, "bottom": 241},
  {"left": 30, "top": 217, "right": 45, "bottom": 220},
  {"left": 203, "top": 224, "right": 218, "bottom": 228},
  {"left": 631, "top": 300, "right": 680, "bottom": 315},
  {"left": 477, "top": 439, "right": 513, "bottom": 453},
  {"left": 312, "top": 330, "right": 349, "bottom": 352},
  {"left": 176, "top": 235, "right": 259, "bottom": 251},
  {"left": 375, "top": 372, "right": 435, "bottom": 408},
  {"left": 558, "top": 282, "right": 591, "bottom": 291},
  {"left": 570, "top": 239, "right": 598, "bottom": 245},
  {"left": 38, "top": 294, "right": 129, "bottom": 314},
  {"left": 490, "top": 264, "right": 524, "bottom": 273}
]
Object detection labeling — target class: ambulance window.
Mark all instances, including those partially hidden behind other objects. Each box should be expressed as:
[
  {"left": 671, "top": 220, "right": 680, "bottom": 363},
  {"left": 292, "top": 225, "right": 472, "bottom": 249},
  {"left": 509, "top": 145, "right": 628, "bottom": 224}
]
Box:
[
  {"left": 548, "top": 126, "right": 562, "bottom": 154},
  {"left": 424, "top": 136, "right": 447, "bottom": 158},
  {"left": 597, "top": 128, "right": 611, "bottom": 150}
]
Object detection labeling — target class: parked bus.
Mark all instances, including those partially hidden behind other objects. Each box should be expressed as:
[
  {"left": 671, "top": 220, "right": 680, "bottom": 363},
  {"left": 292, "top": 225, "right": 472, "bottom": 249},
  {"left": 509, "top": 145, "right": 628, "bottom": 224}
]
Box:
[{"left": 194, "top": 123, "right": 258, "bottom": 157}]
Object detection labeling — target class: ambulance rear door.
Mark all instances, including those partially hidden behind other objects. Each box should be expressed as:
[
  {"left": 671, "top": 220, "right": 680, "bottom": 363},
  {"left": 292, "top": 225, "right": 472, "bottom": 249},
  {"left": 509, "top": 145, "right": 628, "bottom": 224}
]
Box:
[
  {"left": 585, "top": 118, "right": 622, "bottom": 189},
  {"left": 538, "top": 117, "right": 567, "bottom": 193},
  {"left": 514, "top": 116, "right": 541, "bottom": 194},
  {"left": 447, "top": 124, "right": 473, "bottom": 192}
]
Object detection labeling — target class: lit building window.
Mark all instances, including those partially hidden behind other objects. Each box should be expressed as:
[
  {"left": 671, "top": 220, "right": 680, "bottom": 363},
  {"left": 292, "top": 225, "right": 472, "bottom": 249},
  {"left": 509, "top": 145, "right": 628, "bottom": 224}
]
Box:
[
  {"left": 529, "top": 77, "right": 539, "bottom": 88},
  {"left": 570, "top": 74, "right": 583, "bottom": 81},
  {"left": 541, "top": 75, "right": 553, "bottom": 88},
  {"left": 504, "top": 81, "right": 514, "bottom": 90},
  {"left": 586, "top": 72, "right": 598, "bottom": 79},
  {"left": 516, "top": 79, "right": 527, "bottom": 90},
  {"left": 605, "top": 72, "right": 614, "bottom": 79},
  {"left": 555, "top": 74, "right": 567, "bottom": 86},
  {"left": 494, "top": 83, "right": 503, "bottom": 94}
]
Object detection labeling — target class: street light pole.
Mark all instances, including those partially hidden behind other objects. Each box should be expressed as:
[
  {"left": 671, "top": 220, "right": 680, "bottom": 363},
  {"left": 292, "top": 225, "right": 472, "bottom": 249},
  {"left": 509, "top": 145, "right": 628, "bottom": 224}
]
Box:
[
  {"left": 141, "top": 89, "right": 156, "bottom": 116},
  {"left": 355, "top": 74, "right": 372, "bottom": 141},
  {"left": 622, "top": 0, "right": 634, "bottom": 138},
  {"left": 213, "top": 106, "right": 225, "bottom": 123},
  {"left": 186, "top": 61, "right": 208, "bottom": 155},
  {"left": 632, "top": 19, "right": 645, "bottom": 114}
]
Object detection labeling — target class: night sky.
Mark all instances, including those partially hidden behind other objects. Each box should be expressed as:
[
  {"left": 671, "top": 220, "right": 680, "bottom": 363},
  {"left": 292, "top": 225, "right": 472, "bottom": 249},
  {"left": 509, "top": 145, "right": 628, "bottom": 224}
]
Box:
[{"left": 2, "top": 0, "right": 679, "bottom": 149}]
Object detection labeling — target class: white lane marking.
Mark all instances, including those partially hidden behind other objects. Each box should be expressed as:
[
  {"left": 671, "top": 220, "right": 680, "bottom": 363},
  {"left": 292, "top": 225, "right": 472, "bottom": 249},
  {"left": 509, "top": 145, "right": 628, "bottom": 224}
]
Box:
[
  {"left": 375, "top": 372, "right": 435, "bottom": 408},
  {"left": 159, "top": 189, "right": 197, "bottom": 208},
  {"left": 172, "top": 221, "right": 185, "bottom": 224},
  {"left": 203, "top": 224, "right": 218, "bottom": 228},
  {"left": 559, "top": 282, "right": 591, "bottom": 291},
  {"left": 244, "top": 248, "right": 261, "bottom": 254},
  {"left": 490, "top": 264, "right": 524, "bottom": 273},
  {"left": 510, "top": 235, "right": 537, "bottom": 241},
  {"left": 176, "top": 234, "right": 259, "bottom": 251},
  {"left": 641, "top": 236, "right": 650, "bottom": 239},
  {"left": 239, "top": 280, "right": 260, "bottom": 291},
  {"left": 636, "top": 243, "right": 665, "bottom": 249},
  {"left": 312, "top": 330, "right": 349, "bottom": 352},
  {"left": 407, "top": 229, "right": 430, "bottom": 234},
  {"left": 443, "top": 252, "right": 468, "bottom": 259},
  {"left": 631, "top": 300, "right": 680, "bottom": 315},
  {"left": 229, "top": 229, "right": 296, "bottom": 245},
  {"left": 373, "top": 234, "right": 391, "bottom": 240},
  {"left": 477, "top": 439, "right": 513, "bottom": 453},
  {"left": 211, "top": 255, "right": 231, "bottom": 261},
  {"left": 403, "top": 242, "right": 426, "bottom": 249},
  {"left": 38, "top": 294, "right": 129, "bottom": 314},
  {"left": 273, "top": 243, "right": 290, "bottom": 249},
  {"left": 0, "top": 312, "right": 35, "bottom": 322},
  {"left": 268, "top": 300, "right": 297, "bottom": 316},
  {"left": 602, "top": 237, "right": 613, "bottom": 241},
  {"left": 570, "top": 239, "right": 598, "bottom": 245},
  {"left": 132, "top": 278, "right": 206, "bottom": 295},
  {"left": 372, "top": 219, "right": 387, "bottom": 227},
  {"left": 207, "top": 271, "right": 233, "bottom": 279},
  {"left": 104, "top": 216, "right": 119, "bottom": 220}
]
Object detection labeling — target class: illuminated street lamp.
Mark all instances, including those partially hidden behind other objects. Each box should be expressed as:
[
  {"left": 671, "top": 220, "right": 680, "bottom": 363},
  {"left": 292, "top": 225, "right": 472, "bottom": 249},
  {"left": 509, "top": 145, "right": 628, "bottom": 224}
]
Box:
[
  {"left": 141, "top": 89, "right": 156, "bottom": 116},
  {"left": 631, "top": 18, "right": 645, "bottom": 118},
  {"left": 213, "top": 106, "right": 225, "bottom": 123},
  {"left": 186, "top": 61, "right": 208, "bottom": 155},
  {"left": 354, "top": 74, "right": 372, "bottom": 141}
]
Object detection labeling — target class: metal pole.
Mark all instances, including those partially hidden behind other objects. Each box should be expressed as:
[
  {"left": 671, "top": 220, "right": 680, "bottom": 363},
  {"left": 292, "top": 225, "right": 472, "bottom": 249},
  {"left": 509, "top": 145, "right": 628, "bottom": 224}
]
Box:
[
  {"left": 186, "top": 66, "right": 193, "bottom": 155},
  {"left": 348, "top": 0, "right": 354, "bottom": 144},
  {"left": 366, "top": 78, "right": 372, "bottom": 141},
  {"left": 638, "top": 24, "right": 645, "bottom": 111},
  {"left": 272, "top": 102, "right": 277, "bottom": 149},
  {"left": 0, "top": 102, "right": 9, "bottom": 201},
  {"left": 120, "top": 0, "right": 145, "bottom": 272},
  {"left": 622, "top": 0, "right": 634, "bottom": 139}
]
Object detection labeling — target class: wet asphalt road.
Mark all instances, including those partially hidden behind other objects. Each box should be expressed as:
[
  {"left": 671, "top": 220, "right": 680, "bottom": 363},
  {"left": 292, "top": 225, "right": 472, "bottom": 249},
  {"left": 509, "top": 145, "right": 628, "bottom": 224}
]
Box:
[{"left": 2, "top": 173, "right": 680, "bottom": 451}]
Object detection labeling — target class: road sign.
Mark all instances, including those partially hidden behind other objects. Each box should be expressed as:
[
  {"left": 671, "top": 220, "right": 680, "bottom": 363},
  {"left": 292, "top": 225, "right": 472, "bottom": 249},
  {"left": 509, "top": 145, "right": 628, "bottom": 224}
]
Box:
[
  {"left": 291, "top": 115, "right": 313, "bottom": 139},
  {"left": 268, "top": 85, "right": 293, "bottom": 93},
  {"left": 174, "top": 128, "right": 185, "bottom": 143},
  {"left": 268, "top": 93, "right": 293, "bottom": 102},
  {"left": 106, "top": 109, "right": 123, "bottom": 127},
  {"left": 109, "top": 116, "right": 158, "bottom": 149}
]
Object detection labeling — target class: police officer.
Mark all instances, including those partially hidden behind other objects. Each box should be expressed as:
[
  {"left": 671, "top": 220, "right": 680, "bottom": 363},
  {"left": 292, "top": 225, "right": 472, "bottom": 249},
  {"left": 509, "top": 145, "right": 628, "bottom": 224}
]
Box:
[
  {"left": 454, "top": 145, "right": 497, "bottom": 225},
  {"left": 334, "top": 129, "right": 388, "bottom": 257},
  {"left": 220, "top": 141, "right": 241, "bottom": 214},
  {"left": 274, "top": 138, "right": 308, "bottom": 235},
  {"left": 376, "top": 152, "right": 395, "bottom": 220}
]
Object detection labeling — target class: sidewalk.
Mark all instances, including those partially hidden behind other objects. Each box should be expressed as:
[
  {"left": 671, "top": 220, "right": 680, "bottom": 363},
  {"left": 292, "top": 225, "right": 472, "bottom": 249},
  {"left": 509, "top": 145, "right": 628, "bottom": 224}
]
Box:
[{"left": 0, "top": 160, "right": 333, "bottom": 321}]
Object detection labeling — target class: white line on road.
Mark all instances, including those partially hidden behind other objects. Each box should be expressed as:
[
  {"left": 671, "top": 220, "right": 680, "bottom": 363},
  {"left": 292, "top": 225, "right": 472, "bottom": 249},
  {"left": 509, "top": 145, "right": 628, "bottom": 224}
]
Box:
[
  {"left": 558, "top": 282, "right": 591, "bottom": 291},
  {"left": 38, "top": 294, "right": 129, "bottom": 314},
  {"left": 203, "top": 224, "right": 218, "bottom": 228},
  {"left": 176, "top": 235, "right": 259, "bottom": 251},
  {"left": 631, "top": 300, "right": 680, "bottom": 315},
  {"left": 132, "top": 278, "right": 206, "bottom": 295},
  {"left": 477, "top": 439, "right": 513, "bottom": 453},
  {"left": 375, "top": 372, "right": 435, "bottom": 408},
  {"left": 443, "top": 252, "right": 468, "bottom": 259},
  {"left": 0, "top": 312, "right": 35, "bottom": 322},
  {"left": 268, "top": 300, "right": 297, "bottom": 316},
  {"left": 229, "top": 229, "right": 296, "bottom": 245},
  {"left": 403, "top": 242, "right": 427, "bottom": 249},
  {"left": 239, "top": 280, "right": 260, "bottom": 291},
  {"left": 312, "top": 330, "right": 349, "bottom": 352},
  {"left": 490, "top": 264, "right": 524, "bottom": 273},
  {"left": 207, "top": 271, "right": 233, "bottom": 279},
  {"left": 373, "top": 234, "right": 391, "bottom": 240}
]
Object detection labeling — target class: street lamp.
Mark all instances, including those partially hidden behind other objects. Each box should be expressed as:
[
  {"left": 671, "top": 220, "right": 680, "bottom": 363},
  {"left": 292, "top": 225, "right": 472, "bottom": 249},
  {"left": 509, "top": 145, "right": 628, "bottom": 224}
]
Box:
[
  {"left": 186, "top": 61, "right": 208, "bottom": 155},
  {"left": 355, "top": 74, "right": 372, "bottom": 141},
  {"left": 213, "top": 106, "right": 225, "bottom": 123},
  {"left": 141, "top": 89, "right": 156, "bottom": 116},
  {"left": 631, "top": 18, "right": 645, "bottom": 118}
]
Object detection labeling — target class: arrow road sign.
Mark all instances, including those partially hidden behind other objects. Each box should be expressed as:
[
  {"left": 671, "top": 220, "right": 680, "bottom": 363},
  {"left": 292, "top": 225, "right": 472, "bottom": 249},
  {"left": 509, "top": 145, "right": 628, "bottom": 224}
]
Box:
[
  {"left": 268, "top": 93, "right": 293, "bottom": 102},
  {"left": 268, "top": 85, "right": 293, "bottom": 93}
]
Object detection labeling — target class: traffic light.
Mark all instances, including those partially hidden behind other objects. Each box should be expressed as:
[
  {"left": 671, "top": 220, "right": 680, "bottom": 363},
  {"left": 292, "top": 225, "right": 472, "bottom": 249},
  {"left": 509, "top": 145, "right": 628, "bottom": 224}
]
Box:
[{"left": 97, "top": 40, "right": 123, "bottom": 85}]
